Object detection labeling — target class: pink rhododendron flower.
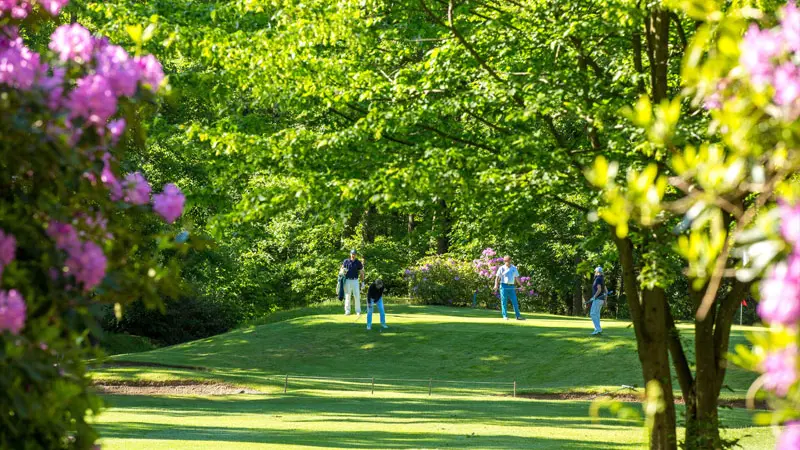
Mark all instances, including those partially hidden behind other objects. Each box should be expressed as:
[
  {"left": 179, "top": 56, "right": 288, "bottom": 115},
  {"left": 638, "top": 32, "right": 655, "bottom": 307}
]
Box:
[
  {"left": 758, "top": 254, "right": 800, "bottom": 326},
  {"left": 482, "top": 248, "right": 496, "bottom": 257},
  {"left": 152, "top": 183, "right": 185, "bottom": 223},
  {"left": 95, "top": 44, "right": 139, "bottom": 97},
  {"left": 781, "top": 1, "right": 800, "bottom": 53},
  {"left": 68, "top": 74, "right": 117, "bottom": 125},
  {"left": 123, "top": 172, "right": 151, "bottom": 205},
  {"left": 46, "top": 221, "right": 79, "bottom": 251},
  {"left": 49, "top": 24, "right": 94, "bottom": 63},
  {"left": 41, "top": 0, "right": 69, "bottom": 15},
  {"left": 739, "top": 25, "right": 784, "bottom": 88},
  {"left": 38, "top": 66, "right": 65, "bottom": 110},
  {"left": 780, "top": 200, "right": 800, "bottom": 249},
  {"left": 0, "top": 289, "right": 25, "bottom": 334},
  {"left": 0, "top": 229, "right": 15, "bottom": 279},
  {"left": 65, "top": 240, "right": 106, "bottom": 290},
  {"left": 134, "top": 54, "right": 164, "bottom": 92},
  {"left": 0, "top": 28, "right": 44, "bottom": 90},
  {"left": 761, "top": 345, "right": 798, "bottom": 396},
  {"left": 107, "top": 118, "right": 125, "bottom": 145},
  {"left": 779, "top": 421, "right": 800, "bottom": 450},
  {"left": 773, "top": 62, "right": 800, "bottom": 117},
  {"left": 0, "top": 1, "right": 31, "bottom": 19}
]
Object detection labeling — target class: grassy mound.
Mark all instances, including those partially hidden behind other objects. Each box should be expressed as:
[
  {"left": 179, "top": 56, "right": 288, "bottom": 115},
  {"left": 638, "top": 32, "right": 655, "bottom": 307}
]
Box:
[{"left": 95, "top": 302, "right": 759, "bottom": 397}]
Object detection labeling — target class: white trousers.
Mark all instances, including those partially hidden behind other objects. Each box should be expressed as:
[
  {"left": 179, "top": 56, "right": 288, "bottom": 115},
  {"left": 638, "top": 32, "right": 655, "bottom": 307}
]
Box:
[{"left": 344, "top": 279, "right": 361, "bottom": 314}]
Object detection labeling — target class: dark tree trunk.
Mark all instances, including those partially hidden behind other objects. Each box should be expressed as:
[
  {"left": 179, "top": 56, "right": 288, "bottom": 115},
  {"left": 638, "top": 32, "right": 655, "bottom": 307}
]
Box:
[
  {"left": 616, "top": 235, "right": 677, "bottom": 450},
  {"left": 434, "top": 199, "right": 451, "bottom": 254},
  {"left": 342, "top": 207, "right": 360, "bottom": 242},
  {"left": 362, "top": 205, "right": 377, "bottom": 244},
  {"left": 573, "top": 255, "right": 584, "bottom": 316}
]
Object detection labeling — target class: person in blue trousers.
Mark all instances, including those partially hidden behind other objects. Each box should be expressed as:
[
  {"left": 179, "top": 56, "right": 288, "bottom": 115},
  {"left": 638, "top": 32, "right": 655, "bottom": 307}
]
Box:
[
  {"left": 493, "top": 255, "right": 525, "bottom": 321},
  {"left": 366, "top": 279, "right": 388, "bottom": 330},
  {"left": 588, "top": 266, "right": 607, "bottom": 335}
]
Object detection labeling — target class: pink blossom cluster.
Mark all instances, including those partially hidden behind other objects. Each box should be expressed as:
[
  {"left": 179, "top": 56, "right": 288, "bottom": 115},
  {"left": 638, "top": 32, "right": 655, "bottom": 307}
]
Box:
[
  {"left": 473, "top": 250, "right": 504, "bottom": 279},
  {"left": 152, "top": 183, "right": 186, "bottom": 223},
  {"left": 47, "top": 221, "right": 107, "bottom": 291},
  {"left": 779, "top": 422, "right": 800, "bottom": 450},
  {"left": 735, "top": 1, "right": 800, "bottom": 120},
  {"left": 0, "top": 0, "right": 68, "bottom": 19},
  {"left": 0, "top": 22, "right": 165, "bottom": 143},
  {"left": 0, "top": 228, "right": 15, "bottom": 278},
  {"left": 761, "top": 345, "right": 798, "bottom": 396},
  {"left": 0, "top": 289, "right": 25, "bottom": 334},
  {"left": 518, "top": 276, "right": 537, "bottom": 297},
  {"left": 756, "top": 199, "right": 800, "bottom": 433}
]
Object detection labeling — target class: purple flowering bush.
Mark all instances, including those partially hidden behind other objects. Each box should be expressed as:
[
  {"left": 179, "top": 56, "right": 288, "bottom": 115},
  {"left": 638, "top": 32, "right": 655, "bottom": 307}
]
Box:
[
  {"left": 405, "top": 256, "right": 484, "bottom": 306},
  {"left": 0, "top": 2, "right": 194, "bottom": 447}
]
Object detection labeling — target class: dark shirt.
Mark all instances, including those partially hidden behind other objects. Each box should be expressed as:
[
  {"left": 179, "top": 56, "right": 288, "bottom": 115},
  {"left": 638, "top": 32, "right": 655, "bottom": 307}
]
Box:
[
  {"left": 342, "top": 258, "right": 362, "bottom": 279},
  {"left": 367, "top": 282, "right": 385, "bottom": 302},
  {"left": 592, "top": 275, "right": 605, "bottom": 297}
]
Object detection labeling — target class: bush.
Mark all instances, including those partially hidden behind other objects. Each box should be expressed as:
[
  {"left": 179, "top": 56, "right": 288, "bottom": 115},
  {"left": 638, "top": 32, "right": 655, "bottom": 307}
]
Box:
[
  {"left": 406, "top": 255, "right": 482, "bottom": 306},
  {"left": 102, "top": 296, "right": 240, "bottom": 346}
]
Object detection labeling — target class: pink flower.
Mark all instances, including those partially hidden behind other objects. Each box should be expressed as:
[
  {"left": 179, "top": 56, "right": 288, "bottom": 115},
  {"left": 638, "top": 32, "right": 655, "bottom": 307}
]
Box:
[
  {"left": 482, "top": 248, "right": 496, "bottom": 257},
  {"left": 0, "top": 1, "right": 31, "bottom": 19},
  {"left": 780, "top": 200, "right": 800, "bottom": 249},
  {"left": 0, "top": 289, "right": 25, "bottom": 334},
  {"left": 739, "top": 25, "right": 783, "bottom": 88},
  {"left": 49, "top": 24, "right": 94, "bottom": 64},
  {"left": 95, "top": 44, "right": 139, "bottom": 97},
  {"left": 781, "top": 1, "right": 800, "bottom": 53},
  {"left": 0, "top": 228, "right": 16, "bottom": 268},
  {"left": 134, "top": 54, "right": 164, "bottom": 93},
  {"left": 779, "top": 421, "right": 800, "bottom": 450},
  {"left": 123, "top": 172, "right": 151, "bottom": 205},
  {"left": 38, "top": 66, "right": 65, "bottom": 110},
  {"left": 68, "top": 74, "right": 117, "bottom": 125},
  {"left": 152, "top": 183, "right": 185, "bottom": 223},
  {"left": 65, "top": 240, "right": 106, "bottom": 290},
  {"left": 46, "top": 221, "right": 79, "bottom": 251},
  {"left": 758, "top": 254, "right": 800, "bottom": 326},
  {"left": 761, "top": 345, "right": 797, "bottom": 396},
  {"left": 0, "top": 29, "right": 44, "bottom": 90},
  {"left": 773, "top": 62, "right": 800, "bottom": 114},
  {"left": 108, "top": 118, "right": 125, "bottom": 145},
  {"left": 41, "top": 0, "right": 69, "bottom": 15}
]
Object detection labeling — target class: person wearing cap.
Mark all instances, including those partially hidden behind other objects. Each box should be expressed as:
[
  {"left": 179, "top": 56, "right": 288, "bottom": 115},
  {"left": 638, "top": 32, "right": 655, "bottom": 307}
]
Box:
[
  {"left": 588, "top": 266, "right": 607, "bottom": 335},
  {"left": 493, "top": 255, "right": 525, "bottom": 321},
  {"left": 365, "top": 279, "right": 389, "bottom": 330},
  {"left": 341, "top": 249, "right": 365, "bottom": 315}
]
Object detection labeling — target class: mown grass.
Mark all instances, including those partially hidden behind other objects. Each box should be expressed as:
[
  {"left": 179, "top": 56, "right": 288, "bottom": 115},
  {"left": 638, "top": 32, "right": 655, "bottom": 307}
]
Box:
[
  {"left": 94, "top": 392, "right": 773, "bottom": 450},
  {"left": 96, "top": 302, "right": 760, "bottom": 397},
  {"left": 91, "top": 303, "right": 772, "bottom": 449}
]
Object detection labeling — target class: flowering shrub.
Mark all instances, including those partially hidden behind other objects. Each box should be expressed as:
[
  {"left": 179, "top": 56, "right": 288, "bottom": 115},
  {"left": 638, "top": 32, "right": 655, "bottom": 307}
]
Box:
[
  {"left": 405, "top": 256, "right": 484, "bottom": 306},
  {"left": 405, "top": 250, "right": 539, "bottom": 309},
  {"left": 0, "top": 1, "right": 193, "bottom": 448}
]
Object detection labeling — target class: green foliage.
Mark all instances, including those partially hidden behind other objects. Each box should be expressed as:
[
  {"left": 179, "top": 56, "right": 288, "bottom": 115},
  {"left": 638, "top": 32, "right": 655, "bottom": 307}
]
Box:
[{"left": 406, "top": 256, "right": 483, "bottom": 306}]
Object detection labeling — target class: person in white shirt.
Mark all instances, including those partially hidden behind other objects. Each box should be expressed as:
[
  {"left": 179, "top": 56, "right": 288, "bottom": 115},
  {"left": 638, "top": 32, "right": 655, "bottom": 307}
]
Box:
[{"left": 493, "top": 255, "right": 525, "bottom": 321}]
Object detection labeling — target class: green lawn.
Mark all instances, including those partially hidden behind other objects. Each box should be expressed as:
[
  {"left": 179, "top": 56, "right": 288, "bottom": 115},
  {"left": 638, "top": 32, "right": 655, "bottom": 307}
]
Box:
[{"left": 92, "top": 302, "right": 773, "bottom": 449}]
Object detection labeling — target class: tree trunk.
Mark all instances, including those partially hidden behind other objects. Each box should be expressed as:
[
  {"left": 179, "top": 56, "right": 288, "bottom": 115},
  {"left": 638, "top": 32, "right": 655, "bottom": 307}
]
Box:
[
  {"left": 434, "top": 199, "right": 451, "bottom": 254},
  {"left": 362, "top": 205, "right": 377, "bottom": 244},
  {"left": 573, "top": 255, "right": 584, "bottom": 316},
  {"left": 615, "top": 235, "right": 677, "bottom": 450}
]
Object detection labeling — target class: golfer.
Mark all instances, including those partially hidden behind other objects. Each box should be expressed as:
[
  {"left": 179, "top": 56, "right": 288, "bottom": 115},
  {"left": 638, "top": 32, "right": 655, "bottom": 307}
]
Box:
[
  {"left": 493, "top": 255, "right": 524, "bottom": 321},
  {"left": 341, "top": 249, "right": 365, "bottom": 315},
  {"left": 588, "top": 266, "right": 607, "bottom": 335},
  {"left": 365, "top": 279, "right": 389, "bottom": 330}
]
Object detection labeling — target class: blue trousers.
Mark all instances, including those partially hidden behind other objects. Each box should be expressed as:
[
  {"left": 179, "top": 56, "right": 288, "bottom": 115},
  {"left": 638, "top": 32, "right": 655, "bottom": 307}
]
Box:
[
  {"left": 367, "top": 297, "right": 386, "bottom": 328},
  {"left": 500, "top": 284, "right": 521, "bottom": 319},
  {"left": 590, "top": 299, "right": 604, "bottom": 332}
]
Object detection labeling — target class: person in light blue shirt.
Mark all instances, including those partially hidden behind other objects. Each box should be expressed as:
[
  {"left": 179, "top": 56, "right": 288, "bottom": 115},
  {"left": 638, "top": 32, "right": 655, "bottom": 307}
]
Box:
[{"left": 493, "top": 255, "right": 525, "bottom": 321}]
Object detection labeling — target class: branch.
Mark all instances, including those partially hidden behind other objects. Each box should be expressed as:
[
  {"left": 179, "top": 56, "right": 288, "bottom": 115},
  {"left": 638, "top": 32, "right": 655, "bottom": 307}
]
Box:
[{"left": 670, "top": 12, "right": 688, "bottom": 51}]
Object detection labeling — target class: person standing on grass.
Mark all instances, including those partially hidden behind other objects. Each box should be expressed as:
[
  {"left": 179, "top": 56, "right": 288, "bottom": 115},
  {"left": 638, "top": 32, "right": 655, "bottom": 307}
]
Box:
[
  {"left": 493, "top": 255, "right": 525, "bottom": 321},
  {"left": 588, "top": 266, "right": 607, "bottom": 335},
  {"left": 366, "top": 279, "right": 389, "bottom": 330},
  {"left": 341, "top": 249, "right": 365, "bottom": 316}
]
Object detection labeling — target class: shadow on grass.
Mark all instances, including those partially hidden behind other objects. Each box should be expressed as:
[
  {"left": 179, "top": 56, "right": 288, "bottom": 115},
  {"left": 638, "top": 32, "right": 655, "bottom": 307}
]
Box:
[{"left": 98, "top": 394, "right": 642, "bottom": 449}]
